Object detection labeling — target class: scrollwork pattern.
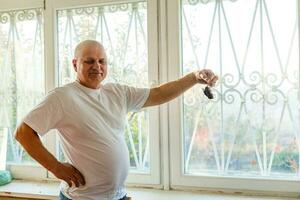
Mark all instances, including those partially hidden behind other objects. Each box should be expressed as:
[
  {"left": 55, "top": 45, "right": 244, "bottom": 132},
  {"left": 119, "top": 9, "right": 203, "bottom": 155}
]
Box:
[{"left": 0, "top": 8, "right": 42, "bottom": 24}]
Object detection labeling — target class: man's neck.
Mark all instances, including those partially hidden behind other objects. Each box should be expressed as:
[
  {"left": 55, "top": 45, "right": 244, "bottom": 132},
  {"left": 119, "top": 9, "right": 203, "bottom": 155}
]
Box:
[{"left": 76, "top": 79, "right": 101, "bottom": 89}]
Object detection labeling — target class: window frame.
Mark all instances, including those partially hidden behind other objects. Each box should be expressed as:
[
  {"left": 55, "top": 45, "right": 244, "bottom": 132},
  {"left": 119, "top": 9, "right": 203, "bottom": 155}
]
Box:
[
  {"left": 0, "top": 0, "right": 47, "bottom": 180},
  {"left": 3, "top": 0, "right": 161, "bottom": 185},
  {"left": 2, "top": 0, "right": 300, "bottom": 194},
  {"left": 167, "top": 0, "right": 300, "bottom": 193},
  {"left": 45, "top": 0, "right": 161, "bottom": 185}
]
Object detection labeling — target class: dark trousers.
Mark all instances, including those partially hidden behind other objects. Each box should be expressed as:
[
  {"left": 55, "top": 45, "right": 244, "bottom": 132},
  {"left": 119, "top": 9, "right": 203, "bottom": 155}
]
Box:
[{"left": 59, "top": 191, "right": 127, "bottom": 200}]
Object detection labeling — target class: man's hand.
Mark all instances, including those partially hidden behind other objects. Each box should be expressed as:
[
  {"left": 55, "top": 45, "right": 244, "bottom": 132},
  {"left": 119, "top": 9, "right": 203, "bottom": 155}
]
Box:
[
  {"left": 143, "top": 69, "right": 218, "bottom": 107},
  {"left": 194, "top": 69, "right": 218, "bottom": 87},
  {"left": 51, "top": 162, "right": 85, "bottom": 187}
]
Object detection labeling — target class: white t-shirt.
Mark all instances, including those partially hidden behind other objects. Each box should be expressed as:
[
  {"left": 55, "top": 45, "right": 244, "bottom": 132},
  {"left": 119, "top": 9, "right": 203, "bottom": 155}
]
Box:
[{"left": 23, "top": 81, "right": 150, "bottom": 200}]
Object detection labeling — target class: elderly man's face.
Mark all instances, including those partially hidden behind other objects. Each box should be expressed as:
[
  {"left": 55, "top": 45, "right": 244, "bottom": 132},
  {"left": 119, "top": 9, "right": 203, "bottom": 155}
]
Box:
[{"left": 72, "top": 44, "right": 107, "bottom": 89}]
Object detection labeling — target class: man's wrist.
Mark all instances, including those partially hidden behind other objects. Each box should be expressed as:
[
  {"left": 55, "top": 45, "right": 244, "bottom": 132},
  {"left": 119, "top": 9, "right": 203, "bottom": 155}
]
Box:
[
  {"left": 193, "top": 70, "right": 201, "bottom": 83},
  {"left": 47, "top": 158, "right": 61, "bottom": 174}
]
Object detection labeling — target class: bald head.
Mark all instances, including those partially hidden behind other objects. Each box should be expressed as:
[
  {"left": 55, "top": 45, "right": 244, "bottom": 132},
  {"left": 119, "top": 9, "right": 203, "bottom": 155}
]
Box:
[
  {"left": 74, "top": 40, "right": 104, "bottom": 58},
  {"left": 72, "top": 40, "right": 108, "bottom": 89}
]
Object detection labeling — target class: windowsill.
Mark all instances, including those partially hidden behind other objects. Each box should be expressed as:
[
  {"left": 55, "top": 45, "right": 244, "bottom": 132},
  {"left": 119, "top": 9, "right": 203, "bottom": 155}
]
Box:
[
  {"left": 0, "top": 180, "right": 59, "bottom": 199},
  {"left": 0, "top": 180, "right": 299, "bottom": 200}
]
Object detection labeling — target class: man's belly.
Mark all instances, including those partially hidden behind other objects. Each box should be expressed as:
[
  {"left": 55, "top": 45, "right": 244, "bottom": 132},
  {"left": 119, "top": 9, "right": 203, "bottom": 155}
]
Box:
[{"left": 61, "top": 136, "right": 130, "bottom": 194}]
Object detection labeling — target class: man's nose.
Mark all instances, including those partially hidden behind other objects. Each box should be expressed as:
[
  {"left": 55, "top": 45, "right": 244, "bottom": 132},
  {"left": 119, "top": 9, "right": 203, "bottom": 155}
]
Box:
[
  {"left": 94, "top": 61, "right": 103, "bottom": 68},
  {"left": 91, "top": 62, "right": 104, "bottom": 71}
]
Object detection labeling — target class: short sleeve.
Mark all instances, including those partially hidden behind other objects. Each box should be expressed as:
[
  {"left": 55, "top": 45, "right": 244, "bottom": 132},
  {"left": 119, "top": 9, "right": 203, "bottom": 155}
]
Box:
[
  {"left": 23, "top": 91, "right": 63, "bottom": 136},
  {"left": 123, "top": 85, "right": 150, "bottom": 113}
]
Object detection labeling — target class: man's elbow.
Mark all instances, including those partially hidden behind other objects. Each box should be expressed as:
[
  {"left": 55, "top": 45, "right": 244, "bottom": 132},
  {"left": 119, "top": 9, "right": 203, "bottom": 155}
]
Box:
[
  {"left": 143, "top": 87, "right": 161, "bottom": 107},
  {"left": 14, "top": 125, "right": 23, "bottom": 142},
  {"left": 14, "top": 123, "right": 35, "bottom": 143}
]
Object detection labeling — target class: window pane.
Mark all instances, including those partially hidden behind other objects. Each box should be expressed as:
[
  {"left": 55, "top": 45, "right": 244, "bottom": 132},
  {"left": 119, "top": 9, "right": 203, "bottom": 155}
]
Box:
[
  {"left": 182, "top": 0, "right": 300, "bottom": 179},
  {"left": 0, "top": 8, "right": 45, "bottom": 164},
  {"left": 57, "top": 1, "right": 150, "bottom": 173}
]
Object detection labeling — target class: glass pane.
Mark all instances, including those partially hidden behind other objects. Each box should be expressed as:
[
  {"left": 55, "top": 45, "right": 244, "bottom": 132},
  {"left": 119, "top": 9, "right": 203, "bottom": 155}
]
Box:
[
  {"left": 182, "top": 0, "right": 300, "bottom": 179},
  {"left": 56, "top": 1, "right": 150, "bottom": 173},
  {"left": 0, "top": 8, "right": 45, "bottom": 164}
]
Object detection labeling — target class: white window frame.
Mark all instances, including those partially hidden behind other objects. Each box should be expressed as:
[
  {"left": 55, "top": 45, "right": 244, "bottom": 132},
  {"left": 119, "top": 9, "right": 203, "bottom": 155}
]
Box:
[
  {"left": 1, "top": 0, "right": 47, "bottom": 180},
  {"left": 3, "top": 0, "right": 161, "bottom": 185},
  {"left": 3, "top": 0, "right": 300, "bottom": 195},
  {"left": 44, "top": 0, "right": 161, "bottom": 185},
  {"left": 167, "top": 0, "right": 300, "bottom": 193}
]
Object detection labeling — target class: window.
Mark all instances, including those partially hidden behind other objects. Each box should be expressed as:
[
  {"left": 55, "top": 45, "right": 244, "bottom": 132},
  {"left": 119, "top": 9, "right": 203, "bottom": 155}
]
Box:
[
  {"left": 1, "top": 0, "right": 299, "bottom": 193},
  {"left": 52, "top": 0, "right": 160, "bottom": 184},
  {"left": 0, "top": 8, "right": 45, "bottom": 165},
  {"left": 169, "top": 0, "right": 300, "bottom": 192},
  {"left": 57, "top": 1, "right": 150, "bottom": 171},
  {"left": 182, "top": 0, "right": 299, "bottom": 177}
]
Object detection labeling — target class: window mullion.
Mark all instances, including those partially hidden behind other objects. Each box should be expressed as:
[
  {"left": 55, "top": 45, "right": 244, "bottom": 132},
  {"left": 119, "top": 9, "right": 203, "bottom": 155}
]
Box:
[
  {"left": 157, "top": 0, "right": 171, "bottom": 190},
  {"left": 167, "top": 0, "right": 183, "bottom": 188},
  {"left": 43, "top": 0, "right": 58, "bottom": 176}
]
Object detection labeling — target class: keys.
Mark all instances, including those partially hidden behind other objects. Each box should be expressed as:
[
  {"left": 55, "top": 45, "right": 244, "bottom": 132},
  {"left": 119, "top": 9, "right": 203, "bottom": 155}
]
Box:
[{"left": 203, "top": 86, "right": 213, "bottom": 99}]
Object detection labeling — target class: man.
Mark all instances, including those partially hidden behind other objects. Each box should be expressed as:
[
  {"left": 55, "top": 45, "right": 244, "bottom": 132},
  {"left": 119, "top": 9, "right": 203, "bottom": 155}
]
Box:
[{"left": 15, "top": 40, "right": 218, "bottom": 200}]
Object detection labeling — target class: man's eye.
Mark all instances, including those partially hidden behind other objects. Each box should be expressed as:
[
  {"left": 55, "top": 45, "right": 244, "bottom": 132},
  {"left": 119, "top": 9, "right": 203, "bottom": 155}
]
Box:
[
  {"left": 84, "top": 60, "right": 95, "bottom": 64},
  {"left": 100, "top": 60, "right": 107, "bottom": 65}
]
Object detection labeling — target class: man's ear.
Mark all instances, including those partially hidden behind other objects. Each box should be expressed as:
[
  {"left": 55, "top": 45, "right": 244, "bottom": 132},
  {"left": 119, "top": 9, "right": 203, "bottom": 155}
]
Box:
[{"left": 72, "top": 59, "right": 77, "bottom": 72}]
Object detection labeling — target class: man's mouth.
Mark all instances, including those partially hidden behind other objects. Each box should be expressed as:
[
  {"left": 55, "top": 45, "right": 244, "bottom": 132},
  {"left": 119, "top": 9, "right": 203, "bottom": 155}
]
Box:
[{"left": 89, "top": 72, "right": 103, "bottom": 77}]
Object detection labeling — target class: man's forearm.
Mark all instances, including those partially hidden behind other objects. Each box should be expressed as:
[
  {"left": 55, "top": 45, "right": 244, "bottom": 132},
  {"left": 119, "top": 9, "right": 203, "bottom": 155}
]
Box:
[
  {"left": 144, "top": 72, "right": 198, "bottom": 107},
  {"left": 15, "top": 123, "right": 60, "bottom": 173}
]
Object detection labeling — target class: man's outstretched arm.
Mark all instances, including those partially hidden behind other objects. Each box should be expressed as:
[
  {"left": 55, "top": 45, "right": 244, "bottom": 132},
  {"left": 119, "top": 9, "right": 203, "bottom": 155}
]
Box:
[
  {"left": 143, "top": 69, "right": 218, "bottom": 107},
  {"left": 15, "top": 122, "right": 85, "bottom": 187}
]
